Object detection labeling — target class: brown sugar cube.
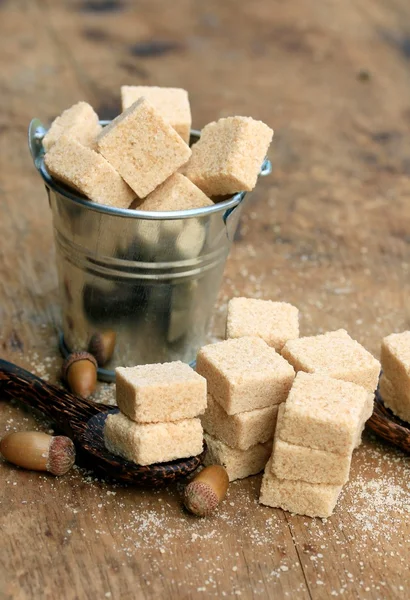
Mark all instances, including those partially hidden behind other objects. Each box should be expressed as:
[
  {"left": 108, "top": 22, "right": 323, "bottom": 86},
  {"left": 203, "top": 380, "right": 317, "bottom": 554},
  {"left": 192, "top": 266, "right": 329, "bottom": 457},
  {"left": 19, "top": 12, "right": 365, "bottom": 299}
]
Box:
[
  {"left": 104, "top": 412, "right": 203, "bottom": 466},
  {"left": 44, "top": 135, "right": 135, "bottom": 208},
  {"left": 379, "top": 373, "right": 410, "bottom": 423},
  {"left": 381, "top": 332, "right": 410, "bottom": 412},
  {"left": 279, "top": 372, "right": 374, "bottom": 455},
  {"left": 203, "top": 433, "right": 272, "bottom": 482},
  {"left": 271, "top": 405, "right": 352, "bottom": 485},
  {"left": 201, "top": 394, "right": 280, "bottom": 450},
  {"left": 135, "top": 173, "right": 214, "bottom": 212},
  {"left": 259, "top": 458, "right": 342, "bottom": 518},
  {"left": 354, "top": 391, "right": 374, "bottom": 447},
  {"left": 196, "top": 337, "right": 295, "bottom": 415},
  {"left": 281, "top": 329, "right": 380, "bottom": 392},
  {"left": 354, "top": 422, "right": 367, "bottom": 448},
  {"left": 97, "top": 98, "right": 192, "bottom": 198},
  {"left": 121, "top": 86, "right": 191, "bottom": 143},
  {"left": 184, "top": 116, "right": 273, "bottom": 196},
  {"left": 226, "top": 298, "right": 299, "bottom": 351},
  {"left": 43, "top": 101, "right": 102, "bottom": 151},
  {"left": 115, "top": 361, "right": 207, "bottom": 423}
]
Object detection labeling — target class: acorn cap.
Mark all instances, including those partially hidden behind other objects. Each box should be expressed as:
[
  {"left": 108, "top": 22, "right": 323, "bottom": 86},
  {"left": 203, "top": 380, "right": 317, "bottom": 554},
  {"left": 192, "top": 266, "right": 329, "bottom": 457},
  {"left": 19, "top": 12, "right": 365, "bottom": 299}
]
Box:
[
  {"left": 184, "top": 465, "right": 229, "bottom": 517},
  {"left": 184, "top": 481, "right": 219, "bottom": 516},
  {"left": 61, "top": 352, "right": 98, "bottom": 382},
  {"left": 48, "top": 436, "right": 76, "bottom": 475}
]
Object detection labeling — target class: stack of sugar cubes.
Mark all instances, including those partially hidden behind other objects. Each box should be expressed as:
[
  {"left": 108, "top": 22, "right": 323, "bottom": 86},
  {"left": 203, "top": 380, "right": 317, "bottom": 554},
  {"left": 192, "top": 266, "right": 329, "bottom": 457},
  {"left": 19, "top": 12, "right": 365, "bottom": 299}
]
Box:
[
  {"left": 196, "top": 298, "right": 299, "bottom": 481},
  {"left": 260, "top": 329, "right": 380, "bottom": 517},
  {"left": 103, "top": 362, "right": 207, "bottom": 466},
  {"left": 42, "top": 86, "right": 273, "bottom": 212},
  {"left": 379, "top": 331, "right": 410, "bottom": 423}
]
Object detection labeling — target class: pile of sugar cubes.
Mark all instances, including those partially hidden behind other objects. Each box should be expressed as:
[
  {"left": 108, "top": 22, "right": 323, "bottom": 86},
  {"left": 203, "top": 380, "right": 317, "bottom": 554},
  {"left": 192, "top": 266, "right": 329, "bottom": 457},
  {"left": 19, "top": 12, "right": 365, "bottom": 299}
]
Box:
[
  {"left": 104, "top": 362, "right": 207, "bottom": 465},
  {"left": 258, "top": 330, "right": 380, "bottom": 517},
  {"left": 42, "top": 86, "right": 273, "bottom": 211},
  {"left": 196, "top": 300, "right": 381, "bottom": 518},
  {"left": 103, "top": 296, "right": 385, "bottom": 518},
  {"left": 260, "top": 373, "right": 375, "bottom": 518},
  {"left": 379, "top": 331, "right": 410, "bottom": 423},
  {"left": 197, "top": 299, "right": 299, "bottom": 481}
]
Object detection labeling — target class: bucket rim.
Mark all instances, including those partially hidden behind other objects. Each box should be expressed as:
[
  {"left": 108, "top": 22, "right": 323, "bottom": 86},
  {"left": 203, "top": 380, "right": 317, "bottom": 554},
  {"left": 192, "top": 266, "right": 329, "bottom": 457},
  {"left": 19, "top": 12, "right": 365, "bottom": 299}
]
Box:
[{"left": 29, "top": 119, "right": 270, "bottom": 221}]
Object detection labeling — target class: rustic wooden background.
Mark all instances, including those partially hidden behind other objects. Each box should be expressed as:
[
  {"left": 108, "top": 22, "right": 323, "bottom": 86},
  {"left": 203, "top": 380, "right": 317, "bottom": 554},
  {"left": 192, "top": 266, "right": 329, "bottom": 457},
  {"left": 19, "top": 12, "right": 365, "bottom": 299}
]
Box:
[{"left": 1, "top": 1, "right": 410, "bottom": 598}]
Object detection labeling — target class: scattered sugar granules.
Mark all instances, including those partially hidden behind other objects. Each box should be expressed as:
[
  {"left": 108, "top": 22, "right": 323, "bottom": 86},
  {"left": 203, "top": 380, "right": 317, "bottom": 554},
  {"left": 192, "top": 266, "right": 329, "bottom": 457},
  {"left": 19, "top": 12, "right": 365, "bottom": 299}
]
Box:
[{"left": 1, "top": 323, "right": 409, "bottom": 598}]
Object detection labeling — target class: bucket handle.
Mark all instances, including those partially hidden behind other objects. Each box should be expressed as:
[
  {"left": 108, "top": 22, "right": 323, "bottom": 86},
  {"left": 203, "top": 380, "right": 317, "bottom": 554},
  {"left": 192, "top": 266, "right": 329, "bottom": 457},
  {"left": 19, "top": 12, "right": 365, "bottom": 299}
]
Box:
[
  {"left": 28, "top": 119, "right": 46, "bottom": 169},
  {"left": 29, "top": 120, "right": 273, "bottom": 178},
  {"left": 28, "top": 118, "right": 272, "bottom": 227},
  {"left": 260, "top": 158, "right": 272, "bottom": 177}
]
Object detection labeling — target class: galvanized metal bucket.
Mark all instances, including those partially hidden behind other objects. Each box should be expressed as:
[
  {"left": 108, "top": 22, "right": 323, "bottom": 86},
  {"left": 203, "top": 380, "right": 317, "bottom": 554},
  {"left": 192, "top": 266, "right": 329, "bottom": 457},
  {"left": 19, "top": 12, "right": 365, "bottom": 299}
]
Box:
[{"left": 29, "top": 119, "right": 271, "bottom": 381}]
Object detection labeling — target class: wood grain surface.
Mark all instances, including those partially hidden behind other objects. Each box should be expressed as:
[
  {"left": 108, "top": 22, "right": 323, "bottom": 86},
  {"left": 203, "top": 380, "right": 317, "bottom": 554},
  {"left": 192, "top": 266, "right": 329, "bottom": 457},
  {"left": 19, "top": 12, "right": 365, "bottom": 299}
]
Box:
[{"left": 1, "top": 1, "right": 410, "bottom": 598}]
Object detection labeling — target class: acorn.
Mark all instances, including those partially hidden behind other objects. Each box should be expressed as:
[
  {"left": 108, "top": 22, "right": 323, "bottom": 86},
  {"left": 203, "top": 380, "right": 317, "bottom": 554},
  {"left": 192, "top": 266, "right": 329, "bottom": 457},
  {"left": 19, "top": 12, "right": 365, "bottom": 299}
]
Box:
[
  {"left": 0, "top": 431, "right": 75, "bottom": 476},
  {"left": 62, "top": 352, "right": 97, "bottom": 399},
  {"left": 88, "top": 330, "right": 116, "bottom": 366},
  {"left": 184, "top": 465, "right": 229, "bottom": 517}
]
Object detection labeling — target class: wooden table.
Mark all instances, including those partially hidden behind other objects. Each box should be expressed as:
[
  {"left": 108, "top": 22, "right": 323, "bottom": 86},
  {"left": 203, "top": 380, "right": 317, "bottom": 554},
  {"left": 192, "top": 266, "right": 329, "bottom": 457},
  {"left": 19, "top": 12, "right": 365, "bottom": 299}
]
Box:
[{"left": 1, "top": 1, "right": 410, "bottom": 598}]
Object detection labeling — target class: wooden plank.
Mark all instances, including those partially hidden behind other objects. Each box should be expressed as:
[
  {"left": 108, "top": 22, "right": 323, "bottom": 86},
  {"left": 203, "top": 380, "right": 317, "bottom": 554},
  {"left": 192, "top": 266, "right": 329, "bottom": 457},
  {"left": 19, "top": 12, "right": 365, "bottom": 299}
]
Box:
[{"left": 1, "top": 0, "right": 410, "bottom": 598}]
